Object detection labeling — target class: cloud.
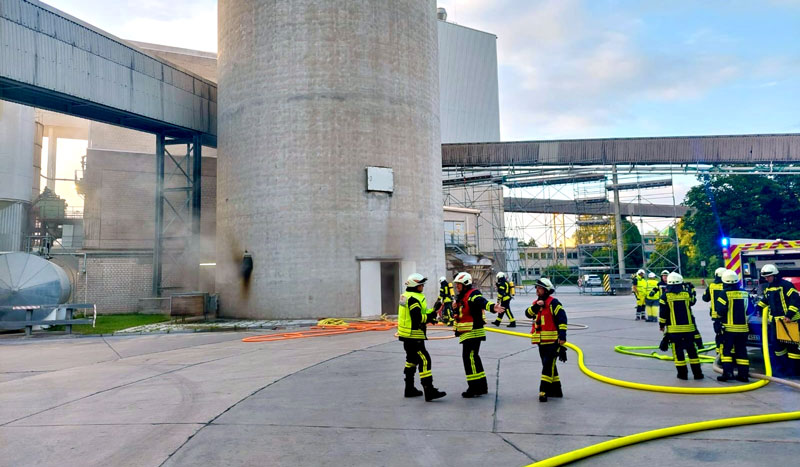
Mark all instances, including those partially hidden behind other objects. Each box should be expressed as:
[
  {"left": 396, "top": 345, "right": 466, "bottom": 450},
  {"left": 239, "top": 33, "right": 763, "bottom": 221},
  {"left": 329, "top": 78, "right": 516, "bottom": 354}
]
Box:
[
  {"left": 44, "top": 0, "right": 218, "bottom": 52},
  {"left": 440, "top": 0, "right": 747, "bottom": 139}
]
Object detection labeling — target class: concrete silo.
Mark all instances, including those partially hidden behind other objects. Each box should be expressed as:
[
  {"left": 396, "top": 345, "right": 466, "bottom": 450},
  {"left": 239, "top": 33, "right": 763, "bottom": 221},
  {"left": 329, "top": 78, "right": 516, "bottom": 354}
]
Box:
[{"left": 217, "top": 0, "right": 444, "bottom": 318}]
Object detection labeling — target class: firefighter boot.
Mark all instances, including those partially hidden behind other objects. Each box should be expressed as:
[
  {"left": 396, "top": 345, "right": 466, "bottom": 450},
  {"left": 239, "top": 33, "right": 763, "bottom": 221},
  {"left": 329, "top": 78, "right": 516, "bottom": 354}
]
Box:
[
  {"left": 422, "top": 380, "right": 446, "bottom": 402},
  {"left": 476, "top": 377, "right": 489, "bottom": 395},
  {"left": 538, "top": 392, "right": 548, "bottom": 402},
  {"left": 404, "top": 369, "right": 422, "bottom": 398},
  {"left": 461, "top": 380, "right": 482, "bottom": 398},
  {"left": 717, "top": 372, "right": 734, "bottom": 382},
  {"left": 691, "top": 363, "right": 704, "bottom": 380},
  {"left": 736, "top": 366, "right": 749, "bottom": 383},
  {"left": 676, "top": 366, "right": 689, "bottom": 380},
  {"left": 507, "top": 321, "right": 516, "bottom": 328},
  {"left": 492, "top": 319, "right": 501, "bottom": 327},
  {"left": 549, "top": 381, "right": 563, "bottom": 398}
]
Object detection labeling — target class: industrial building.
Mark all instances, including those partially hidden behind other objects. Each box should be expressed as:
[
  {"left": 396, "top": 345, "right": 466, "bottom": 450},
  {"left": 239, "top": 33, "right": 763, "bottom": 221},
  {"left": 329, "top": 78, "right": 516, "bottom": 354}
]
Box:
[{"left": 0, "top": 2, "right": 501, "bottom": 317}]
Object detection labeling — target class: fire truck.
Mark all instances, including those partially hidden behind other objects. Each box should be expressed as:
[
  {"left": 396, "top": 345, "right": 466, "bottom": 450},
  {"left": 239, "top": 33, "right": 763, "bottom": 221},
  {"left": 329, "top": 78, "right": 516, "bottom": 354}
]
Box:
[{"left": 722, "top": 238, "right": 800, "bottom": 350}]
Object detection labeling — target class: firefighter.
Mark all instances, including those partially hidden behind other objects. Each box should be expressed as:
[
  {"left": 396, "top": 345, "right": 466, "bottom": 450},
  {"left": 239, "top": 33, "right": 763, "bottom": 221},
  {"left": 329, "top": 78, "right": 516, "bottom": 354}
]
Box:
[
  {"left": 493, "top": 272, "right": 516, "bottom": 328},
  {"left": 452, "top": 271, "right": 504, "bottom": 398},
  {"left": 715, "top": 269, "right": 751, "bottom": 382},
  {"left": 634, "top": 269, "right": 647, "bottom": 320},
  {"left": 397, "top": 273, "right": 446, "bottom": 401},
  {"left": 524, "top": 278, "right": 568, "bottom": 402},
  {"left": 659, "top": 270, "right": 669, "bottom": 289},
  {"left": 757, "top": 264, "right": 800, "bottom": 376},
  {"left": 438, "top": 276, "right": 455, "bottom": 326},
  {"left": 659, "top": 272, "right": 705, "bottom": 380},
  {"left": 645, "top": 272, "right": 660, "bottom": 322},
  {"left": 702, "top": 267, "right": 727, "bottom": 355}
]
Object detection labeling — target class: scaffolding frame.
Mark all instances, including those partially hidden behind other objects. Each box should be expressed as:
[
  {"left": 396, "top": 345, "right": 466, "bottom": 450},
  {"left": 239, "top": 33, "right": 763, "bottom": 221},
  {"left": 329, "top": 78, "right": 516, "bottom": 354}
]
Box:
[{"left": 442, "top": 163, "right": 688, "bottom": 294}]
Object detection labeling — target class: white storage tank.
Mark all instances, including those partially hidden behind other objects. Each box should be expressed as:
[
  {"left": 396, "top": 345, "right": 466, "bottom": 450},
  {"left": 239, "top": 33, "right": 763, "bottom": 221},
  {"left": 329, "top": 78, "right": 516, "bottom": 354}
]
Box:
[
  {"left": 217, "top": 0, "right": 445, "bottom": 318},
  {"left": 0, "top": 101, "right": 36, "bottom": 252}
]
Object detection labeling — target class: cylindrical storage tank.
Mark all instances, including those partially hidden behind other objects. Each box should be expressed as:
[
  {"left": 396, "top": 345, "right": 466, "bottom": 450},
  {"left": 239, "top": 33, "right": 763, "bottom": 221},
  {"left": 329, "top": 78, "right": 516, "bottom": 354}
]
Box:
[
  {"left": 0, "top": 101, "right": 35, "bottom": 252},
  {"left": 217, "top": 1, "right": 444, "bottom": 318},
  {"left": 0, "top": 252, "right": 71, "bottom": 306}
]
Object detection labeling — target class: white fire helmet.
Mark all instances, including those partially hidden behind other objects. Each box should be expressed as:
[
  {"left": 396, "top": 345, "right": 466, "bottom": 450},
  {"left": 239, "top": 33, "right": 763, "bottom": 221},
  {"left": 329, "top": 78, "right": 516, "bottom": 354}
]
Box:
[
  {"left": 761, "top": 264, "right": 779, "bottom": 277},
  {"left": 722, "top": 270, "right": 739, "bottom": 284},
  {"left": 454, "top": 272, "right": 473, "bottom": 286},
  {"left": 667, "top": 272, "right": 684, "bottom": 285},
  {"left": 405, "top": 273, "right": 427, "bottom": 288}
]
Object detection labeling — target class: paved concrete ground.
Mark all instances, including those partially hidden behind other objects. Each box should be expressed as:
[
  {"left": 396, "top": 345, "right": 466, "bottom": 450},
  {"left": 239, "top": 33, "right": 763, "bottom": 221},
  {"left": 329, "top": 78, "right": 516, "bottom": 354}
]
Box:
[{"left": 1, "top": 291, "right": 799, "bottom": 466}]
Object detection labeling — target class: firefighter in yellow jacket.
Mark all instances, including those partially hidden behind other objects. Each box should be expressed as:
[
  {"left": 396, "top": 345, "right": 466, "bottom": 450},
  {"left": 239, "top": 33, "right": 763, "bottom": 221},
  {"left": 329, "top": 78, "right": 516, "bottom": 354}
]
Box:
[
  {"left": 397, "top": 273, "right": 446, "bottom": 401},
  {"left": 525, "top": 278, "right": 568, "bottom": 402},
  {"left": 715, "top": 270, "right": 751, "bottom": 382},
  {"left": 452, "top": 271, "right": 504, "bottom": 398},
  {"left": 757, "top": 264, "right": 800, "bottom": 376},
  {"left": 645, "top": 272, "right": 660, "bottom": 322},
  {"left": 634, "top": 269, "right": 647, "bottom": 320},
  {"left": 659, "top": 272, "right": 704, "bottom": 380}
]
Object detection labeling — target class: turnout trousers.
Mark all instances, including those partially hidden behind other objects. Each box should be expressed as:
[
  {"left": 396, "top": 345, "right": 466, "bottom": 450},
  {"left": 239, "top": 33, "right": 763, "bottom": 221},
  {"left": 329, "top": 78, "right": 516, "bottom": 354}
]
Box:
[
  {"left": 538, "top": 343, "right": 562, "bottom": 397},
  {"left": 403, "top": 339, "right": 434, "bottom": 387},
  {"left": 670, "top": 333, "right": 703, "bottom": 379},
  {"left": 720, "top": 331, "right": 749, "bottom": 378},
  {"left": 494, "top": 300, "right": 515, "bottom": 325},
  {"left": 461, "top": 337, "right": 488, "bottom": 393}
]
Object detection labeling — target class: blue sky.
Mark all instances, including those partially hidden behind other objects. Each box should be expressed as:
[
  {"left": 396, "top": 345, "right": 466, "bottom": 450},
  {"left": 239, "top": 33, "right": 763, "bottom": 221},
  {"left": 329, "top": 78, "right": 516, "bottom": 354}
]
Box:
[{"left": 44, "top": 0, "right": 800, "bottom": 142}]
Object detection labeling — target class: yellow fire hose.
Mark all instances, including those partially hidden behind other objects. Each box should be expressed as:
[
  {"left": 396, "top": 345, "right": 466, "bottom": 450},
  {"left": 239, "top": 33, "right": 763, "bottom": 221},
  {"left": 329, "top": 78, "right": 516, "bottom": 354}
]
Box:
[{"left": 485, "top": 317, "right": 800, "bottom": 466}]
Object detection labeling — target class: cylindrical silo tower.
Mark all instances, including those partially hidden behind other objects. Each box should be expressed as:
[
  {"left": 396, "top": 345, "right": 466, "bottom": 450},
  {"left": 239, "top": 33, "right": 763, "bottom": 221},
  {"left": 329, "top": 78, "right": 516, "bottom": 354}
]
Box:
[
  {"left": 0, "top": 101, "right": 36, "bottom": 252},
  {"left": 217, "top": 0, "right": 444, "bottom": 318}
]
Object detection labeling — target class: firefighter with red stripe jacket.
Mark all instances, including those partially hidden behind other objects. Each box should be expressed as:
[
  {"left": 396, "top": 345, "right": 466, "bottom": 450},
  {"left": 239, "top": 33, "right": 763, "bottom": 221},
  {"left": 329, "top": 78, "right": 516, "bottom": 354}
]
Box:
[
  {"left": 452, "top": 271, "right": 504, "bottom": 398},
  {"left": 757, "top": 264, "right": 800, "bottom": 375},
  {"left": 659, "top": 272, "right": 704, "bottom": 380},
  {"left": 397, "top": 273, "right": 446, "bottom": 401},
  {"left": 524, "top": 278, "right": 568, "bottom": 402}
]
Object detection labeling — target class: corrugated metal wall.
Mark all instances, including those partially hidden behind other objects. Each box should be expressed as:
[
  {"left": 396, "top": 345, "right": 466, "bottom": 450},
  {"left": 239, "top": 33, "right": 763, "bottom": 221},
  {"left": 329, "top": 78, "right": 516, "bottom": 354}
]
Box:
[
  {"left": 0, "top": 201, "right": 26, "bottom": 251},
  {"left": 442, "top": 134, "right": 800, "bottom": 166},
  {"left": 438, "top": 21, "right": 501, "bottom": 144},
  {"left": 0, "top": 0, "right": 216, "bottom": 137}
]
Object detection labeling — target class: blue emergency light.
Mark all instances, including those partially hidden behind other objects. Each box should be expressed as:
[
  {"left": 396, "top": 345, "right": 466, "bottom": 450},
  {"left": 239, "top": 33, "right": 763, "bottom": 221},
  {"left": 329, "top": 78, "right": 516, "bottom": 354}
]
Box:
[{"left": 720, "top": 237, "right": 729, "bottom": 248}]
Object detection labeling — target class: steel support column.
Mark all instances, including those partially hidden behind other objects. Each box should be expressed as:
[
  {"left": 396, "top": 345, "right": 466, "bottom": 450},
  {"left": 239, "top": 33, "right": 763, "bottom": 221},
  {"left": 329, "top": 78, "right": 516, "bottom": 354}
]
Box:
[
  {"left": 153, "top": 133, "right": 165, "bottom": 296},
  {"left": 152, "top": 133, "right": 201, "bottom": 297},
  {"left": 611, "top": 165, "right": 626, "bottom": 277},
  {"left": 192, "top": 134, "right": 202, "bottom": 236}
]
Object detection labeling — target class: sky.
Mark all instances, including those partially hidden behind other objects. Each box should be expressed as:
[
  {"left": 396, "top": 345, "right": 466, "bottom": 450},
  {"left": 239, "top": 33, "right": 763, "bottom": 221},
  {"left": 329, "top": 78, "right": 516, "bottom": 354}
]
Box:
[
  {"left": 41, "top": 0, "right": 800, "bottom": 141},
  {"left": 39, "top": 0, "right": 800, "bottom": 210}
]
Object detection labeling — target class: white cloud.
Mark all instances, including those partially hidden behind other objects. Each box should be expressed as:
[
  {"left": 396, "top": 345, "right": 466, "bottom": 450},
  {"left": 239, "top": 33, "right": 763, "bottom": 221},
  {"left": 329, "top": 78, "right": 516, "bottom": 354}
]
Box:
[
  {"left": 44, "top": 0, "right": 218, "bottom": 52},
  {"left": 440, "top": 0, "right": 747, "bottom": 139}
]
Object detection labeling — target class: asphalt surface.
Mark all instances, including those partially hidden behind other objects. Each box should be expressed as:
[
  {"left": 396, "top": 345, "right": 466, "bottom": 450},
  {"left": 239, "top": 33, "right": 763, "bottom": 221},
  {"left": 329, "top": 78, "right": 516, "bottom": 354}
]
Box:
[{"left": 1, "top": 290, "right": 799, "bottom": 466}]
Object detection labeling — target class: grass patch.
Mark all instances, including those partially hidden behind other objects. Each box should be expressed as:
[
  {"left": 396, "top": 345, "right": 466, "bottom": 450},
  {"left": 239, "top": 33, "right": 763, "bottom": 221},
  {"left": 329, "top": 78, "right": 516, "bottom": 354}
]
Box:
[{"left": 47, "top": 313, "right": 170, "bottom": 335}]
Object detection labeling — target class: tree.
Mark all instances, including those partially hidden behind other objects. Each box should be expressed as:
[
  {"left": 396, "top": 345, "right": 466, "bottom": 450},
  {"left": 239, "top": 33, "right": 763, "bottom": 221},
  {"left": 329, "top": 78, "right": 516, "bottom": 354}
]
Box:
[
  {"left": 573, "top": 216, "right": 643, "bottom": 273},
  {"left": 682, "top": 173, "right": 800, "bottom": 275}
]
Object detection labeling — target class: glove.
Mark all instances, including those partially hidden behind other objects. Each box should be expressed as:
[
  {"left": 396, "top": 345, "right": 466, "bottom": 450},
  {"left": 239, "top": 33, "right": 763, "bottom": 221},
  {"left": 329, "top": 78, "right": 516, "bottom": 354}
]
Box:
[
  {"left": 558, "top": 346, "right": 568, "bottom": 363},
  {"left": 659, "top": 335, "right": 670, "bottom": 352},
  {"left": 713, "top": 320, "right": 722, "bottom": 335}
]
